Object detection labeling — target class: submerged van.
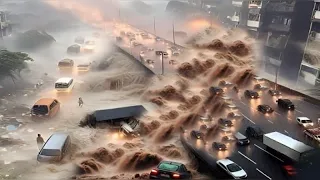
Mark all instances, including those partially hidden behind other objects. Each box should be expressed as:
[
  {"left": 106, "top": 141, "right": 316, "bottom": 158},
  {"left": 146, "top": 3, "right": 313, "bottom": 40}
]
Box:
[
  {"left": 234, "top": 132, "right": 250, "bottom": 145},
  {"left": 37, "top": 133, "right": 71, "bottom": 162},
  {"left": 31, "top": 98, "right": 60, "bottom": 118}
]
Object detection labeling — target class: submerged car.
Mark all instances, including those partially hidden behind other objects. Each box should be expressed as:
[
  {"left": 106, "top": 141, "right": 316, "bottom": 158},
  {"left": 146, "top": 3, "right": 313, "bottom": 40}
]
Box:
[
  {"left": 268, "top": 89, "right": 281, "bottom": 96},
  {"left": 209, "top": 86, "right": 224, "bottom": 95},
  {"left": 218, "top": 118, "right": 233, "bottom": 127},
  {"left": 149, "top": 161, "right": 192, "bottom": 179},
  {"left": 244, "top": 90, "right": 259, "bottom": 99},
  {"left": 190, "top": 130, "right": 205, "bottom": 140},
  {"left": 67, "top": 44, "right": 81, "bottom": 54}
]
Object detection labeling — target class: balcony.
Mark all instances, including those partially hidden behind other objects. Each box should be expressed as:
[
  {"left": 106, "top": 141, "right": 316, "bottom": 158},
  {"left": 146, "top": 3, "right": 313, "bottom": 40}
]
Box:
[
  {"left": 315, "top": 11, "right": 320, "bottom": 20},
  {"left": 249, "top": 1, "right": 262, "bottom": 9},
  {"left": 232, "top": 0, "right": 243, "bottom": 7},
  {"left": 247, "top": 20, "right": 260, "bottom": 28},
  {"left": 265, "top": 2, "right": 295, "bottom": 13},
  {"left": 265, "top": 35, "right": 287, "bottom": 49},
  {"left": 268, "top": 24, "right": 290, "bottom": 32}
]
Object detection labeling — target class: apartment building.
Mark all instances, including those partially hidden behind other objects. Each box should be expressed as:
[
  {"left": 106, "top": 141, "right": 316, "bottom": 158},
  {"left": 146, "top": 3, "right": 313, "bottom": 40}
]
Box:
[
  {"left": 0, "top": 11, "right": 11, "bottom": 38},
  {"left": 300, "top": 1, "right": 320, "bottom": 86}
]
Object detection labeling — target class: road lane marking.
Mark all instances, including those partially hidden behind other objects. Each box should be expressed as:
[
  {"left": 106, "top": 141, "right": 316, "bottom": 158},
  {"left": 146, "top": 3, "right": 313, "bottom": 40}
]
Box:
[
  {"left": 274, "top": 111, "right": 281, "bottom": 116},
  {"left": 284, "top": 130, "right": 289, "bottom": 134},
  {"left": 238, "top": 151, "right": 257, "bottom": 165},
  {"left": 254, "top": 144, "right": 284, "bottom": 162},
  {"left": 240, "top": 113, "right": 256, "bottom": 124},
  {"left": 256, "top": 168, "right": 272, "bottom": 180},
  {"left": 295, "top": 109, "right": 303, "bottom": 114},
  {"left": 240, "top": 101, "right": 246, "bottom": 105},
  {"left": 267, "top": 120, "right": 273, "bottom": 124}
]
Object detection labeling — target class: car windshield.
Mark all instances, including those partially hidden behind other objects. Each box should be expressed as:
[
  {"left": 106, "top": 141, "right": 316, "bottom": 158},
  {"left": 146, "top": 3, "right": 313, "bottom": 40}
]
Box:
[
  {"left": 302, "top": 120, "right": 312, "bottom": 123},
  {"left": 40, "top": 149, "right": 60, "bottom": 156},
  {"left": 227, "top": 163, "right": 242, "bottom": 172},
  {"left": 32, "top": 105, "right": 48, "bottom": 115},
  {"left": 158, "top": 163, "right": 179, "bottom": 172},
  {"left": 58, "top": 62, "right": 72, "bottom": 66}
]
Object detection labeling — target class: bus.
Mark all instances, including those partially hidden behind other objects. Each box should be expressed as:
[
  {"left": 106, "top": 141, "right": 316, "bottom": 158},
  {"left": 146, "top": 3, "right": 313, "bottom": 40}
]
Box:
[
  {"left": 55, "top": 77, "right": 75, "bottom": 92},
  {"left": 58, "top": 59, "right": 74, "bottom": 71}
]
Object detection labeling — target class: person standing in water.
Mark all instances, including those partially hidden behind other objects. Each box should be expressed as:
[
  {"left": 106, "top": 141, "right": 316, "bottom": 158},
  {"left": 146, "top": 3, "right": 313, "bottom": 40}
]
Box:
[
  {"left": 36, "top": 134, "right": 44, "bottom": 150},
  {"left": 78, "top": 97, "right": 84, "bottom": 107}
]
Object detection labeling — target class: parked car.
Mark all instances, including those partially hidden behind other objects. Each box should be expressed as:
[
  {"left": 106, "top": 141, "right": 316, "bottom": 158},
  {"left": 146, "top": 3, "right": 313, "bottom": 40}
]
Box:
[
  {"left": 212, "top": 142, "right": 227, "bottom": 151},
  {"left": 296, "top": 117, "right": 314, "bottom": 127},
  {"left": 257, "top": 104, "right": 274, "bottom": 114},
  {"left": 244, "top": 90, "right": 259, "bottom": 99},
  {"left": 218, "top": 118, "right": 233, "bottom": 127},
  {"left": 216, "top": 159, "right": 247, "bottom": 179},
  {"left": 149, "top": 161, "right": 192, "bottom": 179},
  {"left": 276, "top": 99, "right": 295, "bottom": 110},
  {"left": 246, "top": 126, "right": 264, "bottom": 139}
]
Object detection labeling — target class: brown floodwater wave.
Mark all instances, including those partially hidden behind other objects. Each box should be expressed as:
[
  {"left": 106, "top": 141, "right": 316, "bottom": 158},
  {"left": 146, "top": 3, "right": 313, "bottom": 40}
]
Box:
[
  {"left": 118, "top": 151, "right": 162, "bottom": 171},
  {"left": 159, "top": 110, "right": 179, "bottom": 120},
  {"left": 154, "top": 124, "right": 176, "bottom": 143},
  {"left": 177, "top": 58, "right": 216, "bottom": 79},
  {"left": 139, "top": 120, "right": 161, "bottom": 135},
  {"left": 158, "top": 144, "right": 182, "bottom": 158}
]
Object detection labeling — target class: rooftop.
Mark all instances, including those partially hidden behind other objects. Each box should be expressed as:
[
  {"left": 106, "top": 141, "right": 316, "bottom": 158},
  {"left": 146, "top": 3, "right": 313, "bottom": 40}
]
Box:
[
  {"left": 55, "top": 77, "right": 73, "bottom": 84},
  {"left": 34, "top": 98, "right": 56, "bottom": 106}
]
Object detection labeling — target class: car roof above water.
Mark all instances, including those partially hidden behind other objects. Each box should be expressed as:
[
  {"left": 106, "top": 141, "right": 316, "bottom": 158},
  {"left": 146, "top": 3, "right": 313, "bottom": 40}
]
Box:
[{"left": 43, "top": 133, "right": 69, "bottom": 150}]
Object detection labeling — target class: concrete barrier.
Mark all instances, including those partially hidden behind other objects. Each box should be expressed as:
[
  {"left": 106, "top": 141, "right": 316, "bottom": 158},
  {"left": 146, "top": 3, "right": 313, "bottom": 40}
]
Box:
[{"left": 261, "top": 78, "right": 320, "bottom": 106}]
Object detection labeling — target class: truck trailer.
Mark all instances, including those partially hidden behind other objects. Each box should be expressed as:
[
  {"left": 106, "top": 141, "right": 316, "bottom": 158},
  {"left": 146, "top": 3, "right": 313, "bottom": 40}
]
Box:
[{"left": 263, "top": 132, "right": 313, "bottom": 161}]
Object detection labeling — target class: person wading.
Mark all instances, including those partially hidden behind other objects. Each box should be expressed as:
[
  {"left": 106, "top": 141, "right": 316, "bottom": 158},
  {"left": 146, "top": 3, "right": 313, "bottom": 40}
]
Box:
[
  {"left": 36, "top": 134, "right": 45, "bottom": 150},
  {"left": 78, "top": 97, "right": 84, "bottom": 107}
]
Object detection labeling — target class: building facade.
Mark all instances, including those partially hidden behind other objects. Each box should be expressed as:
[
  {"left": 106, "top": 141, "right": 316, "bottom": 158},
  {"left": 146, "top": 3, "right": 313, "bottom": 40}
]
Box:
[{"left": 0, "top": 11, "right": 11, "bottom": 38}]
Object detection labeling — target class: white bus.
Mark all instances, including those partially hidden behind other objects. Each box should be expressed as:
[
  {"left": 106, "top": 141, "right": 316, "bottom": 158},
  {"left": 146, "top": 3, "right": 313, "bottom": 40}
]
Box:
[{"left": 55, "top": 77, "right": 75, "bottom": 92}]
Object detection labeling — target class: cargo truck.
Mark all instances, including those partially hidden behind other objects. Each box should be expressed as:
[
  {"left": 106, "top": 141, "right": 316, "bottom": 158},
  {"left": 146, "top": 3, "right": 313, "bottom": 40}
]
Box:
[{"left": 263, "top": 132, "right": 313, "bottom": 161}]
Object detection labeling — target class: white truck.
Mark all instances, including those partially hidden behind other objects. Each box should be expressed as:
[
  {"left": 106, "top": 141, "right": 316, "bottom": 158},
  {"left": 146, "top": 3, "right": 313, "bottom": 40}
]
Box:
[{"left": 263, "top": 132, "right": 313, "bottom": 161}]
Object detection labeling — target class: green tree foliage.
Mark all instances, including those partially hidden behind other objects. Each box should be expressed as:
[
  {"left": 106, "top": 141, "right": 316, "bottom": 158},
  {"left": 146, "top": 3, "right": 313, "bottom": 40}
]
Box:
[{"left": 0, "top": 50, "right": 34, "bottom": 83}]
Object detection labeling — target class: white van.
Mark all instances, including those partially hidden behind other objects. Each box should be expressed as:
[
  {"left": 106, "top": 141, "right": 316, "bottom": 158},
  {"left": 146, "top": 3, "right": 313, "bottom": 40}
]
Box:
[
  {"left": 55, "top": 77, "right": 74, "bottom": 92},
  {"left": 37, "top": 133, "right": 71, "bottom": 162},
  {"left": 234, "top": 132, "right": 250, "bottom": 145}
]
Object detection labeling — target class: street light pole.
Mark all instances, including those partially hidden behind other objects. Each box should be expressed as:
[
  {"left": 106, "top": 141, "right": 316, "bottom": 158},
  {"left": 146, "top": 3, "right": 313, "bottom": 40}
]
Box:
[
  {"left": 161, "top": 52, "right": 164, "bottom": 75},
  {"left": 153, "top": 16, "right": 156, "bottom": 35},
  {"left": 172, "top": 21, "right": 176, "bottom": 45}
]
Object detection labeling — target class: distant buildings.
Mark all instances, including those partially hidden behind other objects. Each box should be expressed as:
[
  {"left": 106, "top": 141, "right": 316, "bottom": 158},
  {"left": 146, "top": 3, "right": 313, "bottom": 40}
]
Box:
[{"left": 0, "top": 11, "right": 11, "bottom": 38}]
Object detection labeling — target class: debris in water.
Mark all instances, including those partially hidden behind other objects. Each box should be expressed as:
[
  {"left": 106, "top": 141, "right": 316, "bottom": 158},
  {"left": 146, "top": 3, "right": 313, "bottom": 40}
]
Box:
[
  {"left": 228, "top": 40, "right": 250, "bottom": 56},
  {"left": 159, "top": 110, "right": 179, "bottom": 120}
]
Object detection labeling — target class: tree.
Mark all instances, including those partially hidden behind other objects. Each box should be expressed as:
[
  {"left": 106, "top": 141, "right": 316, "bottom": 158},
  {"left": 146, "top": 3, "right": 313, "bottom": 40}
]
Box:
[{"left": 0, "top": 50, "right": 34, "bottom": 84}]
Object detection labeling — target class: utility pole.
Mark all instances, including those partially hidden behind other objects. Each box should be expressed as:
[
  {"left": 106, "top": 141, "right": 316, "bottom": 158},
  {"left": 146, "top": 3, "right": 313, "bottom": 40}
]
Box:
[
  {"left": 161, "top": 52, "right": 164, "bottom": 75},
  {"left": 118, "top": 9, "right": 121, "bottom": 21},
  {"left": 275, "top": 67, "right": 279, "bottom": 90},
  {"left": 172, "top": 21, "right": 176, "bottom": 45},
  {"left": 153, "top": 16, "right": 156, "bottom": 35}
]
